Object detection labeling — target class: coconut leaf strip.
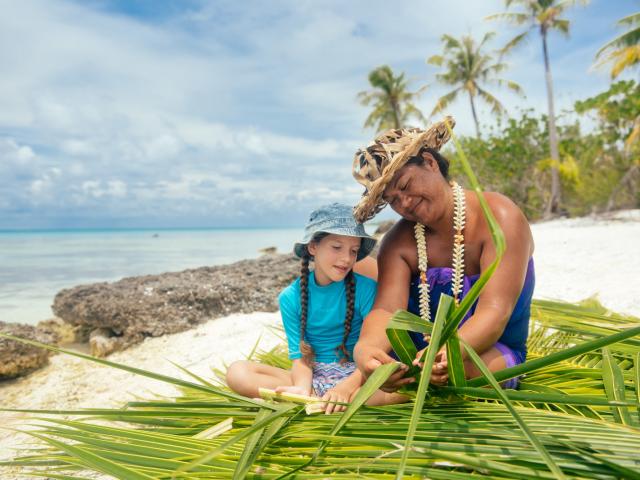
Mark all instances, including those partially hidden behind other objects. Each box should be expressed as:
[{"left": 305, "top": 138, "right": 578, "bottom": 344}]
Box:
[
  {"left": 446, "top": 331, "right": 466, "bottom": 387},
  {"left": 386, "top": 328, "right": 417, "bottom": 367},
  {"left": 396, "top": 294, "right": 453, "bottom": 479},
  {"left": 462, "top": 340, "right": 567, "bottom": 480},
  {"left": 0, "top": 333, "right": 271, "bottom": 410},
  {"left": 173, "top": 403, "right": 296, "bottom": 476},
  {"left": 467, "top": 324, "right": 640, "bottom": 387},
  {"left": 635, "top": 352, "right": 640, "bottom": 424},
  {"left": 232, "top": 408, "right": 270, "bottom": 480},
  {"left": 167, "top": 360, "right": 220, "bottom": 390},
  {"left": 386, "top": 310, "right": 434, "bottom": 334},
  {"left": 438, "top": 385, "right": 640, "bottom": 406},
  {"left": 274, "top": 362, "right": 402, "bottom": 479},
  {"left": 23, "top": 431, "right": 155, "bottom": 479},
  {"left": 233, "top": 415, "right": 290, "bottom": 479},
  {"left": 602, "top": 347, "right": 634, "bottom": 425}
]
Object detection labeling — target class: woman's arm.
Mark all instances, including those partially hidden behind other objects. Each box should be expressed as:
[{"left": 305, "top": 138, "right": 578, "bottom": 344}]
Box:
[
  {"left": 353, "top": 255, "right": 378, "bottom": 281},
  {"left": 456, "top": 194, "right": 533, "bottom": 357},
  {"left": 354, "top": 222, "right": 415, "bottom": 389}
]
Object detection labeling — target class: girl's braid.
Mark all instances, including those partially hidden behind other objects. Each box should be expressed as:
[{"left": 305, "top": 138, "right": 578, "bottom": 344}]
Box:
[
  {"left": 298, "top": 252, "right": 314, "bottom": 363},
  {"left": 337, "top": 270, "right": 356, "bottom": 363}
]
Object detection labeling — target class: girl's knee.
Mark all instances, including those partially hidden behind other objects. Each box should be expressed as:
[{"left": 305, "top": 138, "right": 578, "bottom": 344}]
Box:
[{"left": 225, "top": 360, "right": 254, "bottom": 388}]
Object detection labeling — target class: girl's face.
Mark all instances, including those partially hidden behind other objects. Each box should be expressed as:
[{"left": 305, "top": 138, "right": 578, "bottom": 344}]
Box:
[{"left": 307, "top": 234, "right": 361, "bottom": 286}]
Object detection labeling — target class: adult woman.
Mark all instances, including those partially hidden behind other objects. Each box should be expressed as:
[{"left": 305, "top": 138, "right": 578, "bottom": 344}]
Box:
[{"left": 352, "top": 117, "right": 535, "bottom": 390}]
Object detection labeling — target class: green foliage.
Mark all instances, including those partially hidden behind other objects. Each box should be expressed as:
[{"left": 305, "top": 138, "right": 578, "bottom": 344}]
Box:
[
  {"left": 595, "top": 12, "right": 640, "bottom": 79},
  {"left": 427, "top": 32, "right": 524, "bottom": 137},
  {"left": 573, "top": 80, "right": 640, "bottom": 211},
  {"left": 575, "top": 80, "right": 640, "bottom": 148},
  {"left": 446, "top": 110, "right": 548, "bottom": 218},
  {"left": 357, "top": 65, "right": 426, "bottom": 133},
  {"left": 445, "top": 80, "right": 640, "bottom": 219}
]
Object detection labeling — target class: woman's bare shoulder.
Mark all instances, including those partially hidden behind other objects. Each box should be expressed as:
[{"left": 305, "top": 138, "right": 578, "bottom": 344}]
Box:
[
  {"left": 479, "top": 192, "right": 533, "bottom": 253},
  {"left": 378, "top": 219, "right": 416, "bottom": 262},
  {"left": 480, "top": 191, "right": 530, "bottom": 226}
]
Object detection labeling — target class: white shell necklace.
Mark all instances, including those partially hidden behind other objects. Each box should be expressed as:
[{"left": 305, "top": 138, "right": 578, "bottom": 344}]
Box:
[{"left": 414, "top": 181, "right": 466, "bottom": 324}]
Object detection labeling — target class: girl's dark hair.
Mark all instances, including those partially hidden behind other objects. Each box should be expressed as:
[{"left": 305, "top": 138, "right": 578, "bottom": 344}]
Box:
[
  {"left": 406, "top": 147, "right": 450, "bottom": 179},
  {"left": 299, "top": 233, "right": 356, "bottom": 365}
]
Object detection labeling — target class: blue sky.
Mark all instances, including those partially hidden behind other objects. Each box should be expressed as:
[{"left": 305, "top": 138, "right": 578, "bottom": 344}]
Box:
[{"left": 1, "top": 0, "right": 637, "bottom": 229}]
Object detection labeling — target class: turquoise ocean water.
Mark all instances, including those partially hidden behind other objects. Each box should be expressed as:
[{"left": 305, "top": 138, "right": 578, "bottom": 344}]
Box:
[{"left": 0, "top": 228, "right": 300, "bottom": 325}]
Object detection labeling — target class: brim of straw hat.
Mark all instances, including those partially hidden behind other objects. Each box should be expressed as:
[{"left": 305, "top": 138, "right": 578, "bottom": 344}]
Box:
[
  {"left": 353, "top": 116, "right": 455, "bottom": 223},
  {"left": 294, "top": 228, "right": 377, "bottom": 261}
]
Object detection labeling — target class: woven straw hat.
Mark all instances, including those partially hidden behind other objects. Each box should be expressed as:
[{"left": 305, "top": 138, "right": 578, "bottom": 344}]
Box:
[{"left": 352, "top": 116, "right": 455, "bottom": 222}]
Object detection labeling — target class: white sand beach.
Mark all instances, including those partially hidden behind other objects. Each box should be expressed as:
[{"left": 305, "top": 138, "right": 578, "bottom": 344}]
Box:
[{"left": 1, "top": 210, "right": 640, "bottom": 475}]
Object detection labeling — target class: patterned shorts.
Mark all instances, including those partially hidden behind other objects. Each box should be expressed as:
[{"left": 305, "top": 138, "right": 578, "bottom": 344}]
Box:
[{"left": 311, "top": 361, "right": 357, "bottom": 397}]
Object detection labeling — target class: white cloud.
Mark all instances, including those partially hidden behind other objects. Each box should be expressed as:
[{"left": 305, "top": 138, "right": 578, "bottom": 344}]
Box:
[
  {"left": 0, "top": 0, "right": 635, "bottom": 227},
  {"left": 29, "top": 167, "right": 61, "bottom": 198},
  {"left": 106, "top": 180, "right": 127, "bottom": 198},
  {"left": 61, "top": 139, "right": 98, "bottom": 157},
  {"left": 0, "top": 138, "right": 36, "bottom": 164},
  {"left": 79, "top": 179, "right": 127, "bottom": 199}
]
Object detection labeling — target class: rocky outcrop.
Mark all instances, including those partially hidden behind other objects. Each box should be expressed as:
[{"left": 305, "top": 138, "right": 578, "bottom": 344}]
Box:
[
  {"left": 0, "top": 322, "right": 55, "bottom": 379},
  {"left": 374, "top": 220, "right": 395, "bottom": 236},
  {"left": 52, "top": 254, "right": 300, "bottom": 356},
  {"left": 36, "top": 317, "right": 77, "bottom": 345}
]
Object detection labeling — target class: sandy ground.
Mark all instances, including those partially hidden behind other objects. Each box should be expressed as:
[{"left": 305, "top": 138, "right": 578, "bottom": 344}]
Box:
[{"left": 1, "top": 210, "right": 639, "bottom": 477}]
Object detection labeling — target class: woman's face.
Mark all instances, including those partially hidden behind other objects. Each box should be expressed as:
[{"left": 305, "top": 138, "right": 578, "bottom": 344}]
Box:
[
  {"left": 307, "top": 234, "right": 361, "bottom": 286},
  {"left": 382, "top": 157, "right": 447, "bottom": 224}
]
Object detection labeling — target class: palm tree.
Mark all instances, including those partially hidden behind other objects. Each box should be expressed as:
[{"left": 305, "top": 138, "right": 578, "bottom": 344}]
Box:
[
  {"left": 357, "top": 65, "right": 426, "bottom": 132},
  {"left": 488, "top": 0, "right": 588, "bottom": 218},
  {"left": 427, "top": 32, "right": 524, "bottom": 138},
  {"left": 595, "top": 12, "right": 640, "bottom": 79}
]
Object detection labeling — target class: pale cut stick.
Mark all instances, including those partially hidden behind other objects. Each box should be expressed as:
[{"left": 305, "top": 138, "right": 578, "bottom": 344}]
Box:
[{"left": 258, "top": 387, "right": 325, "bottom": 415}]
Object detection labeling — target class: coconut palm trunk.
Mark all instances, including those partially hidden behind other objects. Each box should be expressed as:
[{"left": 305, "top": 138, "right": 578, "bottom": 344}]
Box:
[
  {"left": 488, "top": 0, "right": 588, "bottom": 218},
  {"left": 468, "top": 90, "right": 481, "bottom": 137},
  {"left": 606, "top": 163, "right": 639, "bottom": 211},
  {"left": 391, "top": 98, "right": 402, "bottom": 129},
  {"left": 542, "top": 26, "right": 562, "bottom": 217}
]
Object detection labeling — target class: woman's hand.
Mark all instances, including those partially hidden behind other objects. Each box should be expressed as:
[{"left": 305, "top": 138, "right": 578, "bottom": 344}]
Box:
[
  {"left": 274, "top": 385, "right": 312, "bottom": 397},
  {"left": 355, "top": 343, "right": 414, "bottom": 392},
  {"left": 413, "top": 347, "right": 449, "bottom": 386}
]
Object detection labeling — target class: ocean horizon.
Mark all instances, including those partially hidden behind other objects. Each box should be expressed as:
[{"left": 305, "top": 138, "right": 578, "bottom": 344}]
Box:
[{"left": 1, "top": 227, "right": 303, "bottom": 326}]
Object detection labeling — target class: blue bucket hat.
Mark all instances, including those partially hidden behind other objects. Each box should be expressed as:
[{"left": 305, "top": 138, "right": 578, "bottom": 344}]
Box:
[{"left": 294, "top": 203, "right": 377, "bottom": 261}]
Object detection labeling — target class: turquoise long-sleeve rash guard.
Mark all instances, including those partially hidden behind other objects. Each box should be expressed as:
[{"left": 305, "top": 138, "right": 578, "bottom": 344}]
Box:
[{"left": 278, "top": 271, "right": 377, "bottom": 363}]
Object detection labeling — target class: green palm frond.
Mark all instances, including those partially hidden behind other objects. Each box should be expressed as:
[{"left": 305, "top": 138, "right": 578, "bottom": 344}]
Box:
[
  {"left": 427, "top": 32, "right": 523, "bottom": 135},
  {"left": 3, "top": 296, "right": 640, "bottom": 479},
  {"left": 477, "top": 86, "right": 508, "bottom": 115},
  {"left": 358, "top": 65, "right": 426, "bottom": 133},
  {"left": 595, "top": 11, "right": 640, "bottom": 78},
  {"left": 488, "top": 1, "right": 587, "bottom": 56},
  {"left": 430, "top": 88, "right": 463, "bottom": 116}
]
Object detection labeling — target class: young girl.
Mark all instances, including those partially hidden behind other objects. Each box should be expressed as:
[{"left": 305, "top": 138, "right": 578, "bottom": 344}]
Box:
[{"left": 226, "top": 203, "right": 386, "bottom": 413}]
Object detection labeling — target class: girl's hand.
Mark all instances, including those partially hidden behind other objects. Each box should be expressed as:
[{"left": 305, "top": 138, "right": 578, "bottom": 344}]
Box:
[
  {"left": 413, "top": 347, "right": 449, "bottom": 386},
  {"left": 274, "top": 385, "right": 313, "bottom": 397},
  {"left": 321, "top": 385, "right": 352, "bottom": 414}
]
